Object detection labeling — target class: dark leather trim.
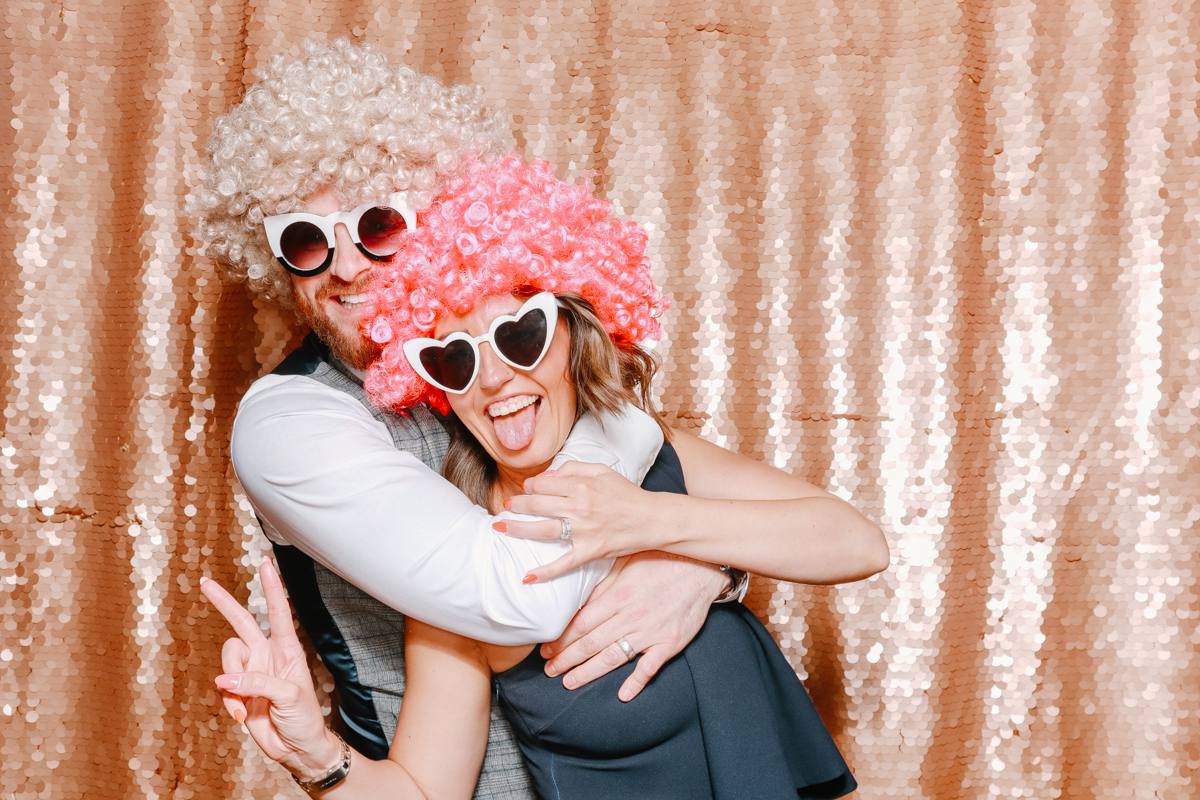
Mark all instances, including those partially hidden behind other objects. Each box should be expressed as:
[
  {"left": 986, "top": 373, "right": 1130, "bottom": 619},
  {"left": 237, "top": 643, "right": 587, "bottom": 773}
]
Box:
[
  {"left": 272, "top": 541, "right": 391, "bottom": 760},
  {"left": 270, "top": 333, "right": 325, "bottom": 377}
]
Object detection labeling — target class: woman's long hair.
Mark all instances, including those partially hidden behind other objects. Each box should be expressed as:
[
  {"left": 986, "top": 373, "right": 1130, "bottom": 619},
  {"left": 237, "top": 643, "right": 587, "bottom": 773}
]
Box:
[{"left": 442, "top": 292, "right": 667, "bottom": 511}]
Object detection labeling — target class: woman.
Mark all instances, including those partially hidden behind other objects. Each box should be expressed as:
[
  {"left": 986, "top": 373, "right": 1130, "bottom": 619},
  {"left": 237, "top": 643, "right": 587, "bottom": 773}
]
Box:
[{"left": 204, "top": 156, "right": 887, "bottom": 798}]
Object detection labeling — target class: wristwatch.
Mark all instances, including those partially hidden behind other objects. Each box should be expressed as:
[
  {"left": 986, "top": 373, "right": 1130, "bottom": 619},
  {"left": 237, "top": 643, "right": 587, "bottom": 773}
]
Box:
[
  {"left": 293, "top": 731, "right": 351, "bottom": 795},
  {"left": 715, "top": 566, "right": 749, "bottom": 603}
]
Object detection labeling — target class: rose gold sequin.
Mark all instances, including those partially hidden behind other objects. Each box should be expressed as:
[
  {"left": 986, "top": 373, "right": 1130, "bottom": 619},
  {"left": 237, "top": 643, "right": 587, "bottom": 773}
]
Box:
[{"left": 3, "top": 2, "right": 1198, "bottom": 798}]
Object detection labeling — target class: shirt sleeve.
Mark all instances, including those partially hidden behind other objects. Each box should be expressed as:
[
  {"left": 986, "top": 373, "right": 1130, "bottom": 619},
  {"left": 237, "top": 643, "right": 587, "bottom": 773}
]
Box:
[
  {"left": 551, "top": 406, "right": 664, "bottom": 479},
  {"left": 231, "top": 376, "right": 660, "bottom": 646}
]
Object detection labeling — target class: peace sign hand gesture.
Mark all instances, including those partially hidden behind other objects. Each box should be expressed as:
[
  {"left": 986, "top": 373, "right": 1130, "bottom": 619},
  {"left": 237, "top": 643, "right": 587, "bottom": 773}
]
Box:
[{"left": 200, "top": 557, "right": 343, "bottom": 782}]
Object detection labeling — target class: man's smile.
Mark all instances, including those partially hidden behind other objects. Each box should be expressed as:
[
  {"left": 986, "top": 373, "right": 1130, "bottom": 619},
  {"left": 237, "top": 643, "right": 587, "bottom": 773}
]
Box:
[
  {"left": 314, "top": 274, "right": 375, "bottom": 316},
  {"left": 335, "top": 293, "right": 370, "bottom": 309}
]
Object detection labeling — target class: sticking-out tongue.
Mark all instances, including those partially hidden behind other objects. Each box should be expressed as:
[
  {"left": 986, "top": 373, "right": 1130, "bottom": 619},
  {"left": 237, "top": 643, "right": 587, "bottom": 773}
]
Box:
[{"left": 493, "top": 401, "right": 538, "bottom": 450}]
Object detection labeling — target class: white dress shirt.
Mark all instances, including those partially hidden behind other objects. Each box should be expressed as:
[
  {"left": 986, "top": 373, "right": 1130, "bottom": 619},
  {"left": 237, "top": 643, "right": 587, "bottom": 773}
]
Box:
[{"left": 231, "top": 371, "right": 663, "bottom": 646}]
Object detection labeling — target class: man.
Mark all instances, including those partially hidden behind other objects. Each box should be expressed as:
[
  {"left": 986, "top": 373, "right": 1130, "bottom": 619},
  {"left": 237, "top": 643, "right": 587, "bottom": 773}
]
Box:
[{"left": 190, "top": 39, "right": 743, "bottom": 798}]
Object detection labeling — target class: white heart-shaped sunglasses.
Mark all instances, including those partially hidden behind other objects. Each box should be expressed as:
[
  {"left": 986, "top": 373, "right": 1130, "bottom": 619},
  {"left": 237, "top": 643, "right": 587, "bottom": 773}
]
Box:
[{"left": 403, "top": 293, "right": 563, "bottom": 394}]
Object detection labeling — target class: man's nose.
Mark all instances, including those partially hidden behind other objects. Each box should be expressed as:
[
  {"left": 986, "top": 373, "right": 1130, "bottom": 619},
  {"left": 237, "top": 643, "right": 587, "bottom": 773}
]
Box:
[
  {"left": 477, "top": 344, "right": 515, "bottom": 391},
  {"left": 328, "top": 222, "right": 373, "bottom": 283}
]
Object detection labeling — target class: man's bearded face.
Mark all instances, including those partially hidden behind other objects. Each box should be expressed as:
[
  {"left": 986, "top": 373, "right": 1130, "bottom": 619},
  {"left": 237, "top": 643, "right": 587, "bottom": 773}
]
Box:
[
  {"left": 286, "top": 185, "right": 382, "bottom": 371},
  {"left": 292, "top": 275, "right": 380, "bottom": 370}
]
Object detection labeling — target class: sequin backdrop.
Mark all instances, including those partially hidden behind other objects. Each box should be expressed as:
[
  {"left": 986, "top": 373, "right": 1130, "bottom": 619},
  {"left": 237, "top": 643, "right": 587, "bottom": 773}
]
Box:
[{"left": 1, "top": 0, "right": 1197, "bottom": 797}]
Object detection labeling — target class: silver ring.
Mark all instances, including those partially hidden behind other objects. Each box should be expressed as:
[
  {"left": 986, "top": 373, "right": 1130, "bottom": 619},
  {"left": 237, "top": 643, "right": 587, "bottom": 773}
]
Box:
[
  {"left": 559, "top": 518, "right": 572, "bottom": 541},
  {"left": 617, "top": 637, "right": 635, "bottom": 662}
]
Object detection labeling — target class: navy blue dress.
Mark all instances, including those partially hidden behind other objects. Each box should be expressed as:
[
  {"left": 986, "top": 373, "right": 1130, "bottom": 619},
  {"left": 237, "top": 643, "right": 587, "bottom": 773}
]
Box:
[{"left": 494, "top": 444, "right": 856, "bottom": 799}]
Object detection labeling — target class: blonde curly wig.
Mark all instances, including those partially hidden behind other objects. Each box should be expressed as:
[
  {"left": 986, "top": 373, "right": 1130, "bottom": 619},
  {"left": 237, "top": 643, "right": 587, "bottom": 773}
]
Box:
[{"left": 187, "top": 38, "right": 516, "bottom": 308}]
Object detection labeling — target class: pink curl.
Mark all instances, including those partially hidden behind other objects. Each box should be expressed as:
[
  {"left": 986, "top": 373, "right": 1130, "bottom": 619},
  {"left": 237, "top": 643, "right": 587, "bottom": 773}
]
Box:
[
  {"left": 369, "top": 317, "right": 393, "bottom": 344},
  {"left": 365, "top": 155, "right": 668, "bottom": 412},
  {"left": 456, "top": 232, "right": 480, "bottom": 256},
  {"left": 465, "top": 201, "right": 490, "bottom": 227}
]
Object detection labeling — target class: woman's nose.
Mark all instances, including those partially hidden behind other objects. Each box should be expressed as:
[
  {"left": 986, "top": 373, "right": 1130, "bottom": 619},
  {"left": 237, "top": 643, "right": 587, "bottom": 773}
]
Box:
[
  {"left": 476, "top": 344, "right": 515, "bottom": 390},
  {"left": 329, "top": 222, "right": 373, "bottom": 283}
]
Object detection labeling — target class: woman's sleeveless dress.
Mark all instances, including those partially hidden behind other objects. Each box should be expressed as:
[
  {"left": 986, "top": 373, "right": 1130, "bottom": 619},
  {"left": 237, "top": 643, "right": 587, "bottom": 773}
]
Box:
[{"left": 494, "top": 443, "right": 856, "bottom": 799}]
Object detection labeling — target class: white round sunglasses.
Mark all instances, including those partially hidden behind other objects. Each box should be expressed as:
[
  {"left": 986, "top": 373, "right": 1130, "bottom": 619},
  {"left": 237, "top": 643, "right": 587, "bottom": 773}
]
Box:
[{"left": 262, "top": 193, "right": 417, "bottom": 276}]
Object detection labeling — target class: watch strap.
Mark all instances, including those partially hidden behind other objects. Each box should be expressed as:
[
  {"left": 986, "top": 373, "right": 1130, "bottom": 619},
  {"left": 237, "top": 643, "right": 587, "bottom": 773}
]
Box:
[
  {"left": 293, "top": 731, "right": 351, "bottom": 795},
  {"left": 715, "top": 566, "right": 749, "bottom": 603}
]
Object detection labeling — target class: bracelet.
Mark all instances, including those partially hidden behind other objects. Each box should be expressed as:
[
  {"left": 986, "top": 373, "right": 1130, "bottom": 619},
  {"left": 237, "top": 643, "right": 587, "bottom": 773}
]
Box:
[
  {"left": 293, "top": 731, "right": 351, "bottom": 795},
  {"left": 715, "top": 566, "right": 749, "bottom": 603}
]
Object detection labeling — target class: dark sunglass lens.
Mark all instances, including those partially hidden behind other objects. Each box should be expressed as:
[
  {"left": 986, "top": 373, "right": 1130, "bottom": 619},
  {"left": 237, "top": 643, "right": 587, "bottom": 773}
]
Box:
[
  {"left": 494, "top": 309, "right": 548, "bottom": 368},
  {"left": 420, "top": 339, "right": 476, "bottom": 392},
  {"left": 358, "top": 207, "right": 408, "bottom": 256},
  {"left": 279, "top": 221, "right": 330, "bottom": 272}
]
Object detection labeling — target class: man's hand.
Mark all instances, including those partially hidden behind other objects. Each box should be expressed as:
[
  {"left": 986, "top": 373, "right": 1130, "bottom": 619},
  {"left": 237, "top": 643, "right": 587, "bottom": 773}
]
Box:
[{"left": 540, "top": 551, "right": 729, "bottom": 701}]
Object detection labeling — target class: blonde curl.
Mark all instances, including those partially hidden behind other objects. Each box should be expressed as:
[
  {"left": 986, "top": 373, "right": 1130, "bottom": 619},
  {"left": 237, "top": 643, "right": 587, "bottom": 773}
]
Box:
[{"left": 187, "top": 38, "right": 516, "bottom": 308}]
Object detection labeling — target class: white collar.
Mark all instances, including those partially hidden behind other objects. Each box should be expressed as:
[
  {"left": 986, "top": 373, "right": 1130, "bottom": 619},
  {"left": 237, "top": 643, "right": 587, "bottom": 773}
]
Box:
[{"left": 340, "top": 361, "right": 368, "bottom": 382}]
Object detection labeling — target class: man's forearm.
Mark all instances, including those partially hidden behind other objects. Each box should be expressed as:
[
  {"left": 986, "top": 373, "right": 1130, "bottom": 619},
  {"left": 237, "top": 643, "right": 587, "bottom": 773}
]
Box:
[{"left": 234, "top": 380, "right": 660, "bottom": 644}]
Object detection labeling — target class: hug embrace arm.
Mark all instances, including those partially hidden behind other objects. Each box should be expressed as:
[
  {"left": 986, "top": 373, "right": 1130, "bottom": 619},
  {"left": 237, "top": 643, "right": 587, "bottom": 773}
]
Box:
[
  {"left": 506, "top": 428, "right": 891, "bottom": 587},
  {"left": 231, "top": 380, "right": 669, "bottom": 646}
]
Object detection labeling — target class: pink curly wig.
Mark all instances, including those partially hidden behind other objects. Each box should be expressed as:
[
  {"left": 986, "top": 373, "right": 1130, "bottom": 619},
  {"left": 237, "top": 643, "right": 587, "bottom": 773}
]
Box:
[{"left": 364, "top": 156, "right": 669, "bottom": 413}]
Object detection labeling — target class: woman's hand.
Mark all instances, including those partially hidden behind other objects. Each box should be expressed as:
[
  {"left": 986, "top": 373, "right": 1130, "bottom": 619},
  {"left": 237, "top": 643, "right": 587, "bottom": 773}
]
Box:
[
  {"left": 200, "top": 557, "right": 344, "bottom": 782},
  {"left": 497, "top": 461, "right": 674, "bottom": 583},
  {"left": 502, "top": 429, "right": 889, "bottom": 586}
]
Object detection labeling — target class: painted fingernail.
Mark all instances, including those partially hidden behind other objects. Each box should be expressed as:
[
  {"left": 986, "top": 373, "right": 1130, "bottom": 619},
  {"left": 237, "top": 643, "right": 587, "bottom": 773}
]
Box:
[
  {"left": 503, "top": 498, "right": 511, "bottom": 511},
  {"left": 492, "top": 521, "right": 507, "bottom": 533},
  {"left": 563, "top": 674, "right": 577, "bottom": 689},
  {"left": 215, "top": 674, "right": 239, "bottom": 690},
  {"left": 522, "top": 573, "right": 537, "bottom": 584},
  {"left": 233, "top": 709, "right": 246, "bottom": 724}
]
